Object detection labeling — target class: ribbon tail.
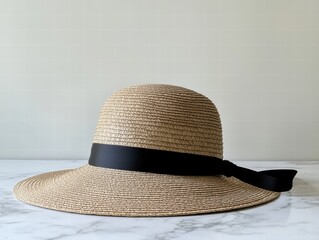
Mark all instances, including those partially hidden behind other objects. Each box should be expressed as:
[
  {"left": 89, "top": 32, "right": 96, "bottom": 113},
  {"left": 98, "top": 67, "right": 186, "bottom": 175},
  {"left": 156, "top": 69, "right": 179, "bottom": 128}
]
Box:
[{"left": 231, "top": 166, "right": 297, "bottom": 192}]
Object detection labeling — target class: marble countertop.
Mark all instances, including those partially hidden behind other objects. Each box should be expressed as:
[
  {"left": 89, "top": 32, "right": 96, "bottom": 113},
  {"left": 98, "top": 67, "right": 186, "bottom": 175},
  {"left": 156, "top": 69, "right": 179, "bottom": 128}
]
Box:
[{"left": 0, "top": 160, "right": 318, "bottom": 240}]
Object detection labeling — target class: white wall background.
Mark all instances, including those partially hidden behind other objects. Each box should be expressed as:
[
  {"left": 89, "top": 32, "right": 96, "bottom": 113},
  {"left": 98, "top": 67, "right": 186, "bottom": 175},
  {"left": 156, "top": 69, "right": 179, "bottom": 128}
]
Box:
[{"left": 0, "top": 0, "right": 318, "bottom": 161}]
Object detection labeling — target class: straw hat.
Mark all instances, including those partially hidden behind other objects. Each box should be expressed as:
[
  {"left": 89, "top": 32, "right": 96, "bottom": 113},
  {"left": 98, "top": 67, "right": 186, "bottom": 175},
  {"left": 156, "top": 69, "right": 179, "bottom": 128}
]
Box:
[{"left": 14, "top": 84, "right": 295, "bottom": 216}]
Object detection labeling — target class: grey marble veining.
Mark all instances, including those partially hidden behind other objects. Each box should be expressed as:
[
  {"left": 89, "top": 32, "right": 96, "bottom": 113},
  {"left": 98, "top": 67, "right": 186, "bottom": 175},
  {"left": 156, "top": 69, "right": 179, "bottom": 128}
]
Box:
[{"left": 0, "top": 160, "right": 318, "bottom": 240}]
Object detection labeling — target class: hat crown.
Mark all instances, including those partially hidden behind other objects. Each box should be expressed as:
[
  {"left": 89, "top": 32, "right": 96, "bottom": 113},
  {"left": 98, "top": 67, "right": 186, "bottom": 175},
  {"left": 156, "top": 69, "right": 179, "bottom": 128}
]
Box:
[{"left": 93, "top": 84, "right": 223, "bottom": 158}]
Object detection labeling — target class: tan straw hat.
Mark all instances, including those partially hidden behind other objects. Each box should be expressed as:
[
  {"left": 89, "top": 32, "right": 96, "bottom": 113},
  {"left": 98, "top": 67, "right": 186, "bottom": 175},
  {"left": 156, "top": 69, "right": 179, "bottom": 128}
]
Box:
[{"left": 14, "top": 84, "right": 297, "bottom": 216}]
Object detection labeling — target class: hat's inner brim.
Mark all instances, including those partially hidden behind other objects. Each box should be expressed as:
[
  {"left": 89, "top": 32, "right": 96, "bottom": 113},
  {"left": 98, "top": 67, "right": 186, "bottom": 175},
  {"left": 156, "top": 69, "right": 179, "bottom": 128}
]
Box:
[{"left": 14, "top": 164, "right": 280, "bottom": 216}]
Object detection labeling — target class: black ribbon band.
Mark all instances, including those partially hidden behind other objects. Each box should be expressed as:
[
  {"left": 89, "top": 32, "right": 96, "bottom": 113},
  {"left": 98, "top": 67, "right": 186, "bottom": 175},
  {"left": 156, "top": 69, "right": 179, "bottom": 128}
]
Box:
[{"left": 88, "top": 143, "right": 297, "bottom": 192}]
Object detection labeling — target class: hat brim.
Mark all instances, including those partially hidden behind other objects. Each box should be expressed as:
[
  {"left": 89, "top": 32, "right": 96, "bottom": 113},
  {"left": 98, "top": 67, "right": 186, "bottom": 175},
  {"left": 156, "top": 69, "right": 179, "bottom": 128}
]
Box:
[{"left": 13, "top": 164, "right": 279, "bottom": 216}]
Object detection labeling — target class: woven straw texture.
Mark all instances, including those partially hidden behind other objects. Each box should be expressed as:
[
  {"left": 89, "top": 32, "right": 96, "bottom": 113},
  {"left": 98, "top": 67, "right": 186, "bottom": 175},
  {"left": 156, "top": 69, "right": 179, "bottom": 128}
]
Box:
[
  {"left": 94, "top": 84, "right": 223, "bottom": 158},
  {"left": 14, "top": 84, "right": 280, "bottom": 216}
]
